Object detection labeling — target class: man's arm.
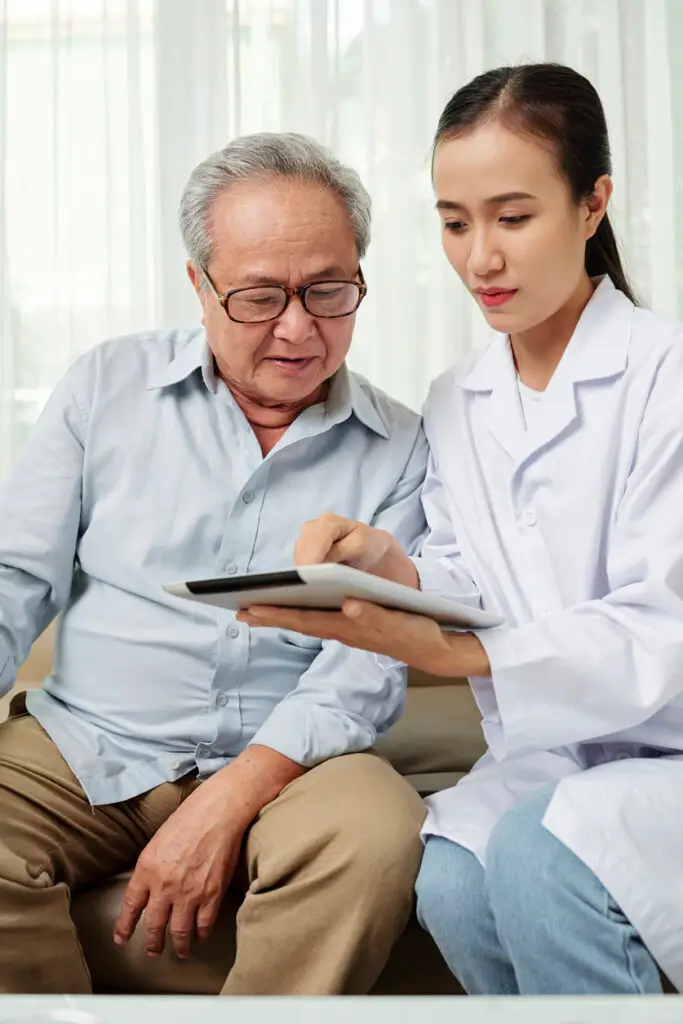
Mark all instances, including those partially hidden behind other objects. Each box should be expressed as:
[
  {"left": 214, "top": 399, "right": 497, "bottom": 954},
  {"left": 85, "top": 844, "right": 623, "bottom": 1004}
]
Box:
[
  {"left": 115, "top": 426, "right": 428, "bottom": 959},
  {"left": 247, "top": 426, "right": 429, "bottom": 763},
  {"left": 0, "top": 364, "right": 87, "bottom": 693}
]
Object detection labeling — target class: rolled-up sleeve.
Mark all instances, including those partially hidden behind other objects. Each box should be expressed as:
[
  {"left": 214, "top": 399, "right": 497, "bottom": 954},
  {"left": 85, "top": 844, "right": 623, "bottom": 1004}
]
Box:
[
  {"left": 249, "top": 642, "right": 407, "bottom": 765},
  {"left": 0, "top": 364, "right": 88, "bottom": 697},
  {"left": 250, "top": 426, "right": 429, "bottom": 764}
]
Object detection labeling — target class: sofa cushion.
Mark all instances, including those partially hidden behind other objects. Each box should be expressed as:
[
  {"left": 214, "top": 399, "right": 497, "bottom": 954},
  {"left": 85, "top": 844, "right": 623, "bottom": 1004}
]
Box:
[
  {"left": 376, "top": 684, "right": 485, "bottom": 775},
  {"left": 71, "top": 873, "right": 463, "bottom": 995}
]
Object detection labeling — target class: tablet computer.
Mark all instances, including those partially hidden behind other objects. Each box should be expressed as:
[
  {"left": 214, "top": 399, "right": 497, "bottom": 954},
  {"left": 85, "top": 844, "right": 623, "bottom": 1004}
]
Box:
[{"left": 163, "top": 563, "right": 503, "bottom": 631}]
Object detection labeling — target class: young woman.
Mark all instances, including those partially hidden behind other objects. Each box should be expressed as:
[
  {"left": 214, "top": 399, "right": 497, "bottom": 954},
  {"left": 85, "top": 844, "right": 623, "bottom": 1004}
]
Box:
[{"left": 237, "top": 64, "right": 683, "bottom": 994}]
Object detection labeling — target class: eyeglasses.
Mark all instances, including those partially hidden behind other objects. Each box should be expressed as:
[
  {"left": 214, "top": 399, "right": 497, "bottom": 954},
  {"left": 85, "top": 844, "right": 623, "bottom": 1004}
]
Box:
[{"left": 201, "top": 266, "right": 367, "bottom": 324}]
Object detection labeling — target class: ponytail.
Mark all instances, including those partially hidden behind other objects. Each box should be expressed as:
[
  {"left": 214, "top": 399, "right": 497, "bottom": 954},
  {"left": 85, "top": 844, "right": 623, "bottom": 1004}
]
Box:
[{"left": 586, "top": 214, "right": 637, "bottom": 304}]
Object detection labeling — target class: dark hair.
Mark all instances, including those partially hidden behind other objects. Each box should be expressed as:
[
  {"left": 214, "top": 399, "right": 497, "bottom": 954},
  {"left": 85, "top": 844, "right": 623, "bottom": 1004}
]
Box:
[{"left": 434, "top": 63, "right": 637, "bottom": 304}]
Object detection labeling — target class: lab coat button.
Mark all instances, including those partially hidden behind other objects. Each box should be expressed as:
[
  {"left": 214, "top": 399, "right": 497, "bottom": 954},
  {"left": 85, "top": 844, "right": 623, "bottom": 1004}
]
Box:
[{"left": 522, "top": 507, "right": 537, "bottom": 527}]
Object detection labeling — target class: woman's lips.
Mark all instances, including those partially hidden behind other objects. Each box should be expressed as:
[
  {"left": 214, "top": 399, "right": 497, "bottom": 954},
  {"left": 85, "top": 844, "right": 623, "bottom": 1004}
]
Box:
[{"left": 477, "top": 289, "right": 518, "bottom": 308}]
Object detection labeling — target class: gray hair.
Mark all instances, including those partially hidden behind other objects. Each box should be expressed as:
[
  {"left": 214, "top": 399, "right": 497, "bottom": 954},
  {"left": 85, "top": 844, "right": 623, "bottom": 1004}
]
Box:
[{"left": 179, "top": 132, "right": 371, "bottom": 273}]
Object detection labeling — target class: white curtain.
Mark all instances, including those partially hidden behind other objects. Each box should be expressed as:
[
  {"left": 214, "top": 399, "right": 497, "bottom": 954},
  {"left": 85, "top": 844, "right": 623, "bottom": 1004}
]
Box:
[{"left": 1, "top": 0, "right": 682, "bottom": 473}]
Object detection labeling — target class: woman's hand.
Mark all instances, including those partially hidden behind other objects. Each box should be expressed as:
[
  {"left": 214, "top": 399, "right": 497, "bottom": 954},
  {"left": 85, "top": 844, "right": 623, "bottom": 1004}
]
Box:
[
  {"left": 237, "top": 599, "right": 491, "bottom": 678},
  {"left": 294, "top": 512, "right": 419, "bottom": 588}
]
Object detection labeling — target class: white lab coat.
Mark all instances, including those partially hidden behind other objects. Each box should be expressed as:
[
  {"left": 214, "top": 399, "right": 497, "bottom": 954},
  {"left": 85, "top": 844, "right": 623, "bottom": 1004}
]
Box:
[{"left": 416, "top": 276, "right": 683, "bottom": 989}]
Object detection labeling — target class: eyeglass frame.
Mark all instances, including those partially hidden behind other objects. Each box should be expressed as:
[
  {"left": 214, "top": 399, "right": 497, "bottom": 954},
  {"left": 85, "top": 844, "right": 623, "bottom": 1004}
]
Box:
[{"left": 199, "top": 264, "right": 367, "bottom": 323}]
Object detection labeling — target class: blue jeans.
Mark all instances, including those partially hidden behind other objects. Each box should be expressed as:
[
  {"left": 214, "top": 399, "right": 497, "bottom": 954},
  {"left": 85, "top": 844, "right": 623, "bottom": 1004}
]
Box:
[{"left": 415, "top": 789, "right": 662, "bottom": 995}]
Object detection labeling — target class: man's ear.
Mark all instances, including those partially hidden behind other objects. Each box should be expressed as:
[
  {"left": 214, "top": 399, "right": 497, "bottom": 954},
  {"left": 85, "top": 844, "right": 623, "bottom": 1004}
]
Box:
[
  {"left": 584, "top": 174, "right": 613, "bottom": 240},
  {"left": 187, "top": 261, "right": 204, "bottom": 295},
  {"left": 187, "top": 262, "right": 208, "bottom": 322}
]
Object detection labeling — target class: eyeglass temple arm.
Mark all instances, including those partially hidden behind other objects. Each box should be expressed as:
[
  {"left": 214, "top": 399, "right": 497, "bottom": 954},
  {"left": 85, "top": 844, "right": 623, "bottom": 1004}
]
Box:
[{"left": 199, "top": 265, "right": 224, "bottom": 304}]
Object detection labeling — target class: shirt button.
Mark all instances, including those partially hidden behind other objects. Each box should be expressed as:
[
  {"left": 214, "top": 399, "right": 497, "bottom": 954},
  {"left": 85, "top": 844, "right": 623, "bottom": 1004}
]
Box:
[
  {"left": 228, "top": 624, "right": 240, "bottom": 639},
  {"left": 522, "top": 507, "right": 537, "bottom": 527},
  {"left": 614, "top": 750, "right": 631, "bottom": 761},
  {"left": 170, "top": 758, "right": 181, "bottom": 770},
  {"left": 216, "top": 694, "right": 228, "bottom": 707},
  {"left": 242, "top": 490, "right": 255, "bottom": 504},
  {"left": 196, "top": 744, "right": 210, "bottom": 759},
  {"left": 225, "top": 564, "right": 238, "bottom": 575}
]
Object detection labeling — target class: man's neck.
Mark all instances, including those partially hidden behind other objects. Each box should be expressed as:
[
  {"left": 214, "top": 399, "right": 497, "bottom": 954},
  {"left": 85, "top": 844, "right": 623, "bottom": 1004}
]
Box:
[{"left": 223, "top": 373, "right": 330, "bottom": 457}]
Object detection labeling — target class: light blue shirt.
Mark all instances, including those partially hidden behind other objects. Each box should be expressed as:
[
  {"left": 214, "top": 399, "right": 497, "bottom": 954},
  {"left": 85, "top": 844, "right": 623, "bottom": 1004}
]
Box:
[{"left": 0, "top": 329, "right": 427, "bottom": 805}]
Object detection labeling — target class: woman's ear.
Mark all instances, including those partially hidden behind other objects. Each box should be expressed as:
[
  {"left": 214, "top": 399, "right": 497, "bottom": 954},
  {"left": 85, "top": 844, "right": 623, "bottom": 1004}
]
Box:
[{"left": 584, "top": 174, "right": 613, "bottom": 240}]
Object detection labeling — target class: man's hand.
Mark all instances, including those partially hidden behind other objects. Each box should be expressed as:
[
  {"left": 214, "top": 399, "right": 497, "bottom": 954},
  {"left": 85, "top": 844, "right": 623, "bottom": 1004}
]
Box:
[
  {"left": 294, "top": 512, "right": 419, "bottom": 588},
  {"left": 238, "top": 599, "right": 491, "bottom": 678},
  {"left": 113, "top": 745, "right": 304, "bottom": 959},
  {"left": 114, "top": 776, "right": 244, "bottom": 959}
]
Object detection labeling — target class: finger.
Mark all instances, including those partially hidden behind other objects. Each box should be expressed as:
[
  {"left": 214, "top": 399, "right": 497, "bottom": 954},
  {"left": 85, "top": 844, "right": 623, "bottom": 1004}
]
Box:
[
  {"left": 341, "top": 598, "right": 407, "bottom": 626},
  {"left": 169, "top": 902, "right": 197, "bottom": 960},
  {"left": 114, "top": 880, "right": 150, "bottom": 945},
  {"left": 196, "top": 898, "right": 222, "bottom": 943},
  {"left": 343, "top": 597, "right": 432, "bottom": 626},
  {"left": 294, "top": 514, "right": 360, "bottom": 566},
  {"left": 238, "top": 606, "right": 345, "bottom": 638},
  {"left": 143, "top": 897, "right": 173, "bottom": 957}
]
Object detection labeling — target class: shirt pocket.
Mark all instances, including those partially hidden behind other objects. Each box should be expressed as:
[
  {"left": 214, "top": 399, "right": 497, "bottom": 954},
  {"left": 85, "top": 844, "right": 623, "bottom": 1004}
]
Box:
[{"left": 278, "top": 629, "right": 323, "bottom": 651}]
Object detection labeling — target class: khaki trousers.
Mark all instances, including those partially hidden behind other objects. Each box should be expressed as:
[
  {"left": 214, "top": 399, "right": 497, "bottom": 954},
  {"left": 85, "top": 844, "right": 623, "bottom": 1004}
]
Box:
[{"left": 0, "top": 696, "right": 426, "bottom": 995}]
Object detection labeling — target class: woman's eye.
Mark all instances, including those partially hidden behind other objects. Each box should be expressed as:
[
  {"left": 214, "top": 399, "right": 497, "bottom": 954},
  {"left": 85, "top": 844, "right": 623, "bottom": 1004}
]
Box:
[
  {"left": 443, "top": 221, "right": 466, "bottom": 233},
  {"left": 500, "top": 215, "right": 531, "bottom": 226}
]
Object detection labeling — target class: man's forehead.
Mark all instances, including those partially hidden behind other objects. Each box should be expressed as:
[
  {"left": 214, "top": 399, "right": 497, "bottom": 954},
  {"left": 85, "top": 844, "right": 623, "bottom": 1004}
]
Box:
[
  {"left": 211, "top": 258, "right": 356, "bottom": 288},
  {"left": 207, "top": 182, "right": 359, "bottom": 284}
]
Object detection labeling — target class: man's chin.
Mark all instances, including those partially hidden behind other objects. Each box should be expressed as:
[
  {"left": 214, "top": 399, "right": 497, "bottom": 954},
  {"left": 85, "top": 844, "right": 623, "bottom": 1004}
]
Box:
[{"left": 259, "top": 371, "right": 328, "bottom": 406}]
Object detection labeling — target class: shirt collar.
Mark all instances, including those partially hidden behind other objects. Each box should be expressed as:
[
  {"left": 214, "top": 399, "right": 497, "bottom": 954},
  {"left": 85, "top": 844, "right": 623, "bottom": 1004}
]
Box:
[
  {"left": 146, "top": 330, "right": 216, "bottom": 392},
  {"left": 325, "top": 365, "right": 391, "bottom": 438},
  {"left": 146, "top": 332, "right": 390, "bottom": 439},
  {"left": 455, "top": 276, "right": 633, "bottom": 393}
]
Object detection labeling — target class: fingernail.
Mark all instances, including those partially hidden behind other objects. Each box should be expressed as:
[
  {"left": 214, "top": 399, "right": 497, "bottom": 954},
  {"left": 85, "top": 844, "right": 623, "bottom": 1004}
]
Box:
[
  {"left": 113, "top": 935, "right": 123, "bottom": 946},
  {"left": 345, "top": 601, "right": 362, "bottom": 618}
]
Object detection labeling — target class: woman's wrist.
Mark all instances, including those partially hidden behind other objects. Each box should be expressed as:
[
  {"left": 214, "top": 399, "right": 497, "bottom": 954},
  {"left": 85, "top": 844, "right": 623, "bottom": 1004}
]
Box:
[
  {"left": 430, "top": 630, "right": 491, "bottom": 678},
  {"left": 377, "top": 540, "right": 420, "bottom": 589}
]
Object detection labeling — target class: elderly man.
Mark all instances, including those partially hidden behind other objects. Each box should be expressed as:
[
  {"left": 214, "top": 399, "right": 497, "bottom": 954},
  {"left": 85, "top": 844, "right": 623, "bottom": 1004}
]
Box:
[{"left": 0, "top": 134, "right": 427, "bottom": 995}]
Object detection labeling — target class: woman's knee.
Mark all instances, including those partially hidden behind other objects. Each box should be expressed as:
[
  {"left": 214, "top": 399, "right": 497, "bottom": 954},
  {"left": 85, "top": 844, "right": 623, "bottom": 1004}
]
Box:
[
  {"left": 415, "top": 835, "right": 486, "bottom": 933},
  {"left": 485, "top": 789, "right": 576, "bottom": 919}
]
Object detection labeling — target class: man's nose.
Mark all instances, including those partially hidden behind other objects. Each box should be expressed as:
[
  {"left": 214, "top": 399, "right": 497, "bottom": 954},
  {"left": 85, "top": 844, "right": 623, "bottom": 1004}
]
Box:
[{"left": 272, "top": 294, "right": 317, "bottom": 343}]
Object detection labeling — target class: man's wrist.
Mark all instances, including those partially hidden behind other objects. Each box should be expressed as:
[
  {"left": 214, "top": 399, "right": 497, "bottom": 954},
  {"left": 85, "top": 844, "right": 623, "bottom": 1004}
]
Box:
[{"left": 207, "top": 743, "right": 305, "bottom": 829}]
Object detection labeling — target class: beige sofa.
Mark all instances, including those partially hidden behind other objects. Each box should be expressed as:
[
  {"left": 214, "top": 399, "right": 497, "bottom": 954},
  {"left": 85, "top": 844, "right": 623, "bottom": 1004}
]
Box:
[{"left": 3, "top": 626, "right": 487, "bottom": 995}]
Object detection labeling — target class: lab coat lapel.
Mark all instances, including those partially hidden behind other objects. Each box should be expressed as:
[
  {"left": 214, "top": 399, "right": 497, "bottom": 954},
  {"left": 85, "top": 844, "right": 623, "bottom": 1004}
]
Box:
[
  {"left": 458, "top": 278, "right": 634, "bottom": 468},
  {"left": 458, "top": 334, "right": 527, "bottom": 463}
]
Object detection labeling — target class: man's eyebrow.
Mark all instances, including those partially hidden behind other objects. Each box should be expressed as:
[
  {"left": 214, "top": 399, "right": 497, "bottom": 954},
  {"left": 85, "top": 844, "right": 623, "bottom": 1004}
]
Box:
[
  {"left": 236, "top": 265, "right": 349, "bottom": 287},
  {"left": 435, "top": 192, "right": 537, "bottom": 212}
]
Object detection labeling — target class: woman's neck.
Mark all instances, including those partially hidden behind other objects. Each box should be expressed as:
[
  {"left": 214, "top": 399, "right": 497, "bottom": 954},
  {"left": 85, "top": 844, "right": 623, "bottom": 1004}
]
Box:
[{"left": 510, "top": 274, "right": 595, "bottom": 391}]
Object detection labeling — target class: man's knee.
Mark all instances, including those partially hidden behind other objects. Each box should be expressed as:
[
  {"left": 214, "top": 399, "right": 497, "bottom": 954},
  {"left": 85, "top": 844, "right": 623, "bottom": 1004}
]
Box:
[
  {"left": 310, "top": 754, "right": 424, "bottom": 881},
  {"left": 251, "top": 753, "right": 425, "bottom": 893}
]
